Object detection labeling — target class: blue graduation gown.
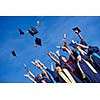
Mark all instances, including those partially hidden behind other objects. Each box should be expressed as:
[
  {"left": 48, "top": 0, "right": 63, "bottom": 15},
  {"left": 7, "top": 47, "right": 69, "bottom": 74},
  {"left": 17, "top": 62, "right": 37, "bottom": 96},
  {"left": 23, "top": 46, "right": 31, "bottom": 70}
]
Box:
[
  {"left": 72, "top": 50, "right": 100, "bottom": 83},
  {"left": 78, "top": 59, "right": 100, "bottom": 83},
  {"left": 46, "top": 68, "right": 65, "bottom": 83},
  {"left": 88, "top": 46, "right": 100, "bottom": 70}
]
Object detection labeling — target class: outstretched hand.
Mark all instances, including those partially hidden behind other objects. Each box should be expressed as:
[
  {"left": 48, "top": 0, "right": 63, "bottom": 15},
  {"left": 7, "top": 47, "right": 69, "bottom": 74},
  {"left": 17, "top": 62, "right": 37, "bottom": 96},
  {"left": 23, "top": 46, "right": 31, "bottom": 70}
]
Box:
[
  {"left": 72, "top": 40, "right": 76, "bottom": 44},
  {"left": 46, "top": 51, "right": 50, "bottom": 56}
]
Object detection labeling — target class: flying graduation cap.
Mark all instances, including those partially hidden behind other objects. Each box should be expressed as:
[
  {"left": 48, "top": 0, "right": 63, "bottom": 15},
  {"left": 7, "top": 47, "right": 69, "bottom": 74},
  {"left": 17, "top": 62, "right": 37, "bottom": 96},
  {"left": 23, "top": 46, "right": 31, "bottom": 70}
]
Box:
[
  {"left": 72, "top": 27, "right": 81, "bottom": 33},
  {"left": 11, "top": 50, "right": 16, "bottom": 56},
  {"left": 19, "top": 28, "right": 24, "bottom": 35},
  {"left": 31, "top": 27, "right": 38, "bottom": 33},
  {"left": 36, "top": 20, "right": 40, "bottom": 26},
  {"left": 28, "top": 27, "right": 38, "bottom": 36},
  {"left": 35, "top": 37, "right": 42, "bottom": 46}
]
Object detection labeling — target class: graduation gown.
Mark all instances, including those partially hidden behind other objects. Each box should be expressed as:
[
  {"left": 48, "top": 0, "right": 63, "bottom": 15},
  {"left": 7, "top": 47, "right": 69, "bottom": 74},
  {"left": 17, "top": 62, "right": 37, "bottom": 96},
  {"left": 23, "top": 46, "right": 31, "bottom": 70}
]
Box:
[
  {"left": 72, "top": 51, "right": 100, "bottom": 83},
  {"left": 88, "top": 46, "right": 100, "bottom": 70},
  {"left": 46, "top": 68, "right": 66, "bottom": 83},
  {"left": 59, "top": 56, "right": 82, "bottom": 83}
]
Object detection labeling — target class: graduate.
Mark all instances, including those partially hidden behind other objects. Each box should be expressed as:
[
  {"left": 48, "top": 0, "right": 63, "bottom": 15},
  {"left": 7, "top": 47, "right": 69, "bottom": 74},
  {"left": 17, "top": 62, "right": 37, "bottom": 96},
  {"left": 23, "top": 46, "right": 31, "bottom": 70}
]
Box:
[
  {"left": 74, "top": 41, "right": 100, "bottom": 68},
  {"left": 32, "top": 60, "right": 54, "bottom": 83},
  {"left": 69, "top": 41, "right": 100, "bottom": 82},
  {"left": 71, "top": 40, "right": 100, "bottom": 75},
  {"left": 24, "top": 63, "right": 52, "bottom": 83},
  {"left": 47, "top": 51, "right": 82, "bottom": 83},
  {"left": 34, "top": 59, "right": 67, "bottom": 83}
]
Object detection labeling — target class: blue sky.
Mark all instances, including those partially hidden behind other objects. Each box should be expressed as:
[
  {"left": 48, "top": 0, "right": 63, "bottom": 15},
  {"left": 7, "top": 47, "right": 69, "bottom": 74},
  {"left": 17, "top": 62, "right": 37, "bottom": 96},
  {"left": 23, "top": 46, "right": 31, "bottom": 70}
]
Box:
[{"left": 0, "top": 16, "right": 100, "bottom": 83}]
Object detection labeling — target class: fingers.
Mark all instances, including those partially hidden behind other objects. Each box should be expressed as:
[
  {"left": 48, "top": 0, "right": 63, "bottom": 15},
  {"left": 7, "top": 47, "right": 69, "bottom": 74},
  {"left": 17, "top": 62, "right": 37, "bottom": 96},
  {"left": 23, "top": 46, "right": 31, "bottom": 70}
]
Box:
[
  {"left": 24, "top": 64, "right": 27, "bottom": 68},
  {"left": 64, "top": 34, "right": 66, "bottom": 39},
  {"left": 46, "top": 51, "right": 50, "bottom": 56},
  {"left": 24, "top": 74, "right": 29, "bottom": 78},
  {"left": 56, "top": 46, "right": 61, "bottom": 48},
  {"left": 31, "top": 61, "right": 36, "bottom": 65}
]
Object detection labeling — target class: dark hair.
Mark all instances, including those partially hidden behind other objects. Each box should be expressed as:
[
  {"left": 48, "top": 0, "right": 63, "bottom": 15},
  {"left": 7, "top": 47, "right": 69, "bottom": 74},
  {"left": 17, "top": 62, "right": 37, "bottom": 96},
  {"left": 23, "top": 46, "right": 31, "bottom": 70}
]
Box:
[
  {"left": 41, "top": 73, "right": 45, "bottom": 76},
  {"left": 55, "top": 63, "right": 60, "bottom": 67}
]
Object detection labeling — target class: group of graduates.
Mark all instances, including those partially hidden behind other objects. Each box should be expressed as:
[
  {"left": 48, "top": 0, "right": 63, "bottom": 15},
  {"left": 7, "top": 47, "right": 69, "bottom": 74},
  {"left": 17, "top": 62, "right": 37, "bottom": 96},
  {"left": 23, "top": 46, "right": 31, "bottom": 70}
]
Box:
[{"left": 24, "top": 27, "right": 100, "bottom": 83}]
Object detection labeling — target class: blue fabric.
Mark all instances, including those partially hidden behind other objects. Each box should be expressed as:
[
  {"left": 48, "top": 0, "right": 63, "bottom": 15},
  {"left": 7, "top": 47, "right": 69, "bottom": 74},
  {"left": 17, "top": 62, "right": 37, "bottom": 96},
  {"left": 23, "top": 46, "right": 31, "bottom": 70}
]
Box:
[
  {"left": 79, "top": 59, "right": 100, "bottom": 82},
  {"left": 76, "top": 50, "right": 80, "bottom": 55},
  {"left": 93, "top": 53, "right": 100, "bottom": 59},
  {"left": 46, "top": 68, "right": 65, "bottom": 83},
  {"left": 88, "top": 46, "right": 99, "bottom": 54},
  {"left": 46, "top": 70, "right": 56, "bottom": 83}
]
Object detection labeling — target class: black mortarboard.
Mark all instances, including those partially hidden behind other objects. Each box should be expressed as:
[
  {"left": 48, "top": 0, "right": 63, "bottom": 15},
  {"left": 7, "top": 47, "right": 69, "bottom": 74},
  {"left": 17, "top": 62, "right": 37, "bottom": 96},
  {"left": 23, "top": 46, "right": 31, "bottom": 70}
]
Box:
[
  {"left": 19, "top": 28, "right": 24, "bottom": 35},
  {"left": 28, "top": 29, "right": 34, "bottom": 36},
  {"left": 28, "top": 27, "right": 38, "bottom": 36},
  {"left": 35, "top": 37, "right": 42, "bottom": 46},
  {"left": 11, "top": 50, "right": 16, "bottom": 56},
  {"left": 72, "top": 27, "right": 81, "bottom": 33},
  {"left": 31, "top": 27, "right": 38, "bottom": 34},
  {"left": 28, "top": 29, "right": 38, "bottom": 37}
]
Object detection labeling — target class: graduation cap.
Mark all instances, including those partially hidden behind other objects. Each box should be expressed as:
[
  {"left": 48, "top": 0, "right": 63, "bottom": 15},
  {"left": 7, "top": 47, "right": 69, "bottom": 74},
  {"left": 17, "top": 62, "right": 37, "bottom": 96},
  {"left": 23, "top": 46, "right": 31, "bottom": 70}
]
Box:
[
  {"left": 28, "top": 29, "right": 34, "bottom": 36},
  {"left": 11, "top": 50, "right": 16, "bottom": 56},
  {"left": 28, "top": 27, "right": 38, "bottom": 36},
  {"left": 28, "top": 28, "right": 38, "bottom": 36},
  {"left": 72, "top": 27, "right": 81, "bottom": 33},
  {"left": 35, "top": 37, "right": 42, "bottom": 46},
  {"left": 31, "top": 27, "right": 39, "bottom": 34},
  {"left": 19, "top": 28, "right": 24, "bottom": 35}
]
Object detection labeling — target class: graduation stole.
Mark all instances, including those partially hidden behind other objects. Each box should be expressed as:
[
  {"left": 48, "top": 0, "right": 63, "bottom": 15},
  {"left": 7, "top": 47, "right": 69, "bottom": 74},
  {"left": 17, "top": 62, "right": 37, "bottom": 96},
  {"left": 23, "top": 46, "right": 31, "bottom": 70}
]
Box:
[
  {"left": 63, "top": 68, "right": 76, "bottom": 83},
  {"left": 77, "top": 60, "right": 86, "bottom": 79},
  {"left": 58, "top": 68, "right": 76, "bottom": 83},
  {"left": 82, "top": 58, "right": 97, "bottom": 74}
]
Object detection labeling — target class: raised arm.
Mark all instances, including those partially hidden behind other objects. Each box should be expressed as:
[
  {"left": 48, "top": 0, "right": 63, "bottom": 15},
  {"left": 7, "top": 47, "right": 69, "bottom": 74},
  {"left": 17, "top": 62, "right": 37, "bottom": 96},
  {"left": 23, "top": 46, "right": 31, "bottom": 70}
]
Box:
[
  {"left": 24, "top": 74, "right": 37, "bottom": 83},
  {"left": 50, "top": 62, "right": 55, "bottom": 71},
  {"left": 72, "top": 27, "right": 84, "bottom": 41},
  {"left": 24, "top": 64, "right": 36, "bottom": 79},
  {"left": 63, "top": 34, "right": 71, "bottom": 50},
  {"left": 31, "top": 60, "right": 50, "bottom": 80},
  {"left": 46, "top": 51, "right": 60, "bottom": 65},
  {"left": 56, "top": 46, "right": 75, "bottom": 60},
  {"left": 77, "top": 32, "right": 84, "bottom": 42},
  {"left": 72, "top": 40, "right": 89, "bottom": 49}
]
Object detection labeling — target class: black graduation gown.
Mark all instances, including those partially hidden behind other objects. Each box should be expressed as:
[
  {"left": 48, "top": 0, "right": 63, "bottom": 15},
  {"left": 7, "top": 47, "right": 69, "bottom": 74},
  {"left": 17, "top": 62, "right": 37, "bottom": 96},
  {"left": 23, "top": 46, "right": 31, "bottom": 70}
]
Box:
[{"left": 88, "top": 46, "right": 100, "bottom": 70}]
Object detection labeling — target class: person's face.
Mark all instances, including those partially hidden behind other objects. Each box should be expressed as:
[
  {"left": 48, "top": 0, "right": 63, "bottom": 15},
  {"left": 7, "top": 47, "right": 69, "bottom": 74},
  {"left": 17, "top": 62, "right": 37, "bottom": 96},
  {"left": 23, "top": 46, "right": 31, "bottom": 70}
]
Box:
[
  {"left": 55, "top": 66, "right": 62, "bottom": 72},
  {"left": 38, "top": 74, "right": 43, "bottom": 79},
  {"left": 61, "top": 56, "right": 67, "bottom": 62},
  {"left": 77, "top": 46, "right": 81, "bottom": 50}
]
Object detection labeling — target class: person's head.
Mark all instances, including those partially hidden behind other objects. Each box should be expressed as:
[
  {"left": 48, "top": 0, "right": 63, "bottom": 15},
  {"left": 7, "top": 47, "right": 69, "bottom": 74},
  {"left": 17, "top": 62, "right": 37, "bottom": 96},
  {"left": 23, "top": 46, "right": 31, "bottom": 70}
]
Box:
[
  {"left": 55, "top": 66, "right": 62, "bottom": 72},
  {"left": 55, "top": 63, "right": 62, "bottom": 72},
  {"left": 37, "top": 73, "right": 43, "bottom": 79}
]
